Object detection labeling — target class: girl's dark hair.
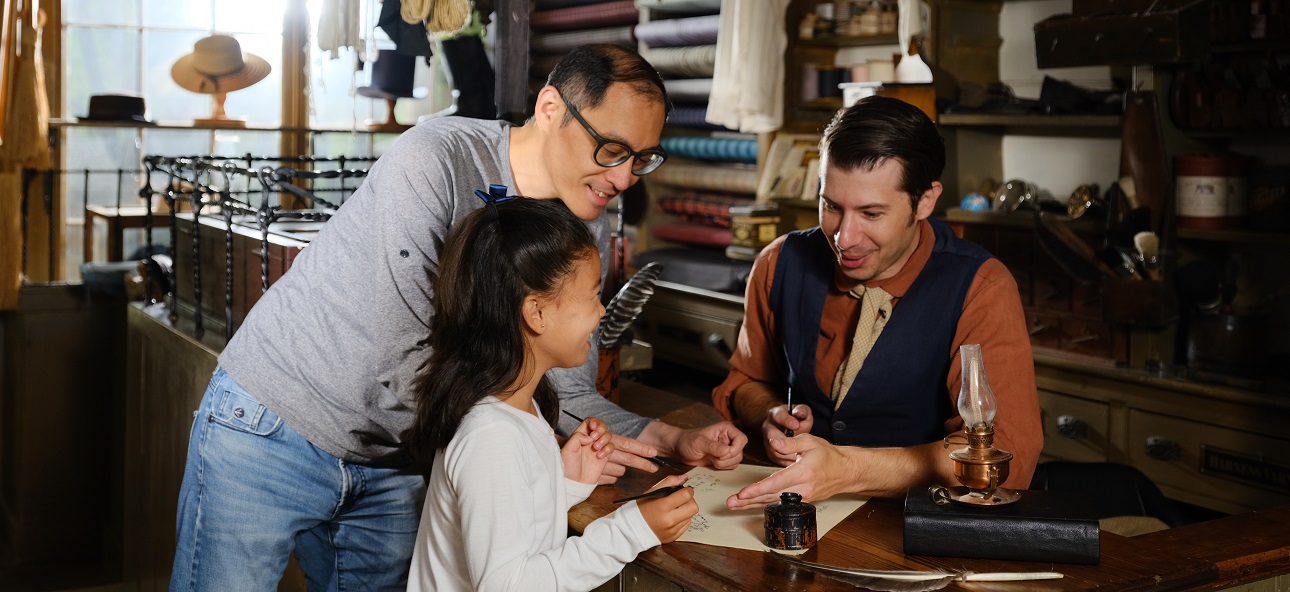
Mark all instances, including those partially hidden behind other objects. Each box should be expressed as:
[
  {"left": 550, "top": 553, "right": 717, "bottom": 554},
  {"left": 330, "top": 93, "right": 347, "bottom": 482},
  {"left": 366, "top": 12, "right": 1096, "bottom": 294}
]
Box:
[
  {"left": 409, "top": 198, "right": 598, "bottom": 460},
  {"left": 819, "top": 96, "right": 946, "bottom": 212},
  {"left": 546, "top": 43, "right": 672, "bottom": 122}
]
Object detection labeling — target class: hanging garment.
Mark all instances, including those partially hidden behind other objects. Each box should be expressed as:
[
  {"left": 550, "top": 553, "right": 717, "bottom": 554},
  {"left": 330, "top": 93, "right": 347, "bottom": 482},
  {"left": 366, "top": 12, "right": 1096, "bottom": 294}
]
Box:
[
  {"left": 439, "top": 34, "right": 496, "bottom": 119},
  {"left": 706, "top": 0, "right": 790, "bottom": 133},
  {"left": 378, "top": 0, "right": 434, "bottom": 57},
  {"left": 2, "top": 6, "right": 50, "bottom": 169},
  {"left": 317, "top": 0, "right": 366, "bottom": 60}
]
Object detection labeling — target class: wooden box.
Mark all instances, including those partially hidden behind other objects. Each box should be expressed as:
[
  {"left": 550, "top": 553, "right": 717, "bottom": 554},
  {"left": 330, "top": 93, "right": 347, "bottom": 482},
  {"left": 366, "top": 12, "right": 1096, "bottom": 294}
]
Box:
[{"left": 1033, "top": 3, "right": 1209, "bottom": 68}]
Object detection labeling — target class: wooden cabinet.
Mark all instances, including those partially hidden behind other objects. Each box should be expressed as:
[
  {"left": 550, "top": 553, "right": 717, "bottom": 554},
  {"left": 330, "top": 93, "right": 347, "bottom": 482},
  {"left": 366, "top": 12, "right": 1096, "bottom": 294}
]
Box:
[
  {"left": 1037, "top": 389, "right": 1112, "bottom": 463},
  {"left": 1036, "top": 357, "right": 1290, "bottom": 515}
]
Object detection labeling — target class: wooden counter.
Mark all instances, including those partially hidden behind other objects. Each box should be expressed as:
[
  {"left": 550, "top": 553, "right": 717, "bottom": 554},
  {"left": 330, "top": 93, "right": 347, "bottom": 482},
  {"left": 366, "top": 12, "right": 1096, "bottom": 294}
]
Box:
[{"left": 579, "top": 382, "right": 1290, "bottom": 592}]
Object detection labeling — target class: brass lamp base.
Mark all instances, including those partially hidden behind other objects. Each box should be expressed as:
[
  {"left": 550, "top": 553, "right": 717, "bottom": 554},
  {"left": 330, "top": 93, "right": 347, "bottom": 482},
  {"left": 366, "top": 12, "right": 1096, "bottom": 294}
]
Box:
[{"left": 931, "top": 485, "right": 1021, "bottom": 507}]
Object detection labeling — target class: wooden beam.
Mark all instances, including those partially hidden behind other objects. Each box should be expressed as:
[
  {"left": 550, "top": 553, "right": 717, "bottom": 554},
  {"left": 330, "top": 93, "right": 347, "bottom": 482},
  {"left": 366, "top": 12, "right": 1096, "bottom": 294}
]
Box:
[{"left": 493, "top": 0, "right": 530, "bottom": 122}]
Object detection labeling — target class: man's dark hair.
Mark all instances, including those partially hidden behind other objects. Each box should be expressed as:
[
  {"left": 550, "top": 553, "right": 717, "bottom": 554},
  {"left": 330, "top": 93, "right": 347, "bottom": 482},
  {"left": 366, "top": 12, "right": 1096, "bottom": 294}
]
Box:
[
  {"left": 546, "top": 44, "right": 671, "bottom": 122},
  {"left": 819, "top": 96, "right": 945, "bottom": 211}
]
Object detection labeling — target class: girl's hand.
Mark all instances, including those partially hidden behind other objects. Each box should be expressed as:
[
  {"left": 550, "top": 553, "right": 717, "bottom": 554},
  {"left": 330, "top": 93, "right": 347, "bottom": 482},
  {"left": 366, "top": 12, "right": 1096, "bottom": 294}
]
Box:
[
  {"left": 637, "top": 474, "right": 698, "bottom": 543},
  {"left": 561, "top": 417, "right": 614, "bottom": 485}
]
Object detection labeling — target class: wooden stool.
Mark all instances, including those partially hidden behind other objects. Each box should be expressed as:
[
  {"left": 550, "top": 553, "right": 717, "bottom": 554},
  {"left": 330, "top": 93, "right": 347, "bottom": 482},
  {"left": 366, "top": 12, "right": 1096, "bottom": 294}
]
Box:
[{"left": 83, "top": 205, "right": 154, "bottom": 262}]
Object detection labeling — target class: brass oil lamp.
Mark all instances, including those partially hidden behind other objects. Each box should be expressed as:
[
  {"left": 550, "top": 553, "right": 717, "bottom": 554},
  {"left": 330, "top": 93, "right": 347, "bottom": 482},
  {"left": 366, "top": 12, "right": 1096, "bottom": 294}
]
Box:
[{"left": 940, "top": 344, "right": 1020, "bottom": 506}]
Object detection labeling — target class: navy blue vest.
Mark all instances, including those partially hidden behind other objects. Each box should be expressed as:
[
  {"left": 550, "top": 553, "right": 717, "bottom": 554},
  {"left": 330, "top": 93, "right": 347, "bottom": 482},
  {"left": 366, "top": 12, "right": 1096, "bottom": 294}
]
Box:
[{"left": 769, "top": 218, "right": 991, "bottom": 447}]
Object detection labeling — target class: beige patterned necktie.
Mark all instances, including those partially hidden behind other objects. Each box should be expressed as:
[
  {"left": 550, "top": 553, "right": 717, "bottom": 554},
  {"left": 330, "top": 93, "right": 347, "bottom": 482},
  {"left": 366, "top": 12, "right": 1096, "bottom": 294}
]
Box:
[{"left": 830, "top": 285, "right": 893, "bottom": 409}]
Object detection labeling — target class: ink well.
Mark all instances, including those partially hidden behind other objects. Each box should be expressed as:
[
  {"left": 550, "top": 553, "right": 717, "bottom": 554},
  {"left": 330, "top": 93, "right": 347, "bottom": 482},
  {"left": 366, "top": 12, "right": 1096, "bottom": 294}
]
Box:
[{"left": 764, "top": 492, "right": 817, "bottom": 550}]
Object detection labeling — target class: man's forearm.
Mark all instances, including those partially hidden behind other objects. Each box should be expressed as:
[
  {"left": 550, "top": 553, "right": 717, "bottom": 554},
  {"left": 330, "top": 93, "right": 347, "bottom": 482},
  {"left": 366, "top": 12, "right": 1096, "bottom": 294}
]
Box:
[
  {"left": 837, "top": 441, "right": 959, "bottom": 498},
  {"left": 729, "top": 382, "right": 782, "bottom": 435}
]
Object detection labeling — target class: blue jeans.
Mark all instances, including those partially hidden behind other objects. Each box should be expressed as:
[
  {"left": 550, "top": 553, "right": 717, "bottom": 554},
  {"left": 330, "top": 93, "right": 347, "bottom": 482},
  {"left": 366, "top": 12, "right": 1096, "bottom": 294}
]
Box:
[{"left": 171, "top": 367, "right": 425, "bottom": 591}]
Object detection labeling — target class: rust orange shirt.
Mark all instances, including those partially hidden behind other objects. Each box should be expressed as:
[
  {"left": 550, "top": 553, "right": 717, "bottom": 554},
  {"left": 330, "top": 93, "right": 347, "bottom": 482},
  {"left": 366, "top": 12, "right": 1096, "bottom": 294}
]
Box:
[{"left": 711, "top": 218, "right": 1043, "bottom": 489}]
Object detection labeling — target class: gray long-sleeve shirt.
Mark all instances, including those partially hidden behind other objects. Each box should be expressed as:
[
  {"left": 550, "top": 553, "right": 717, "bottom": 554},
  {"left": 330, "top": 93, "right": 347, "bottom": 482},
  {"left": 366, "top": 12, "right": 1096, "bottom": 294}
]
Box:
[{"left": 219, "top": 117, "right": 651, "bottom": 463}]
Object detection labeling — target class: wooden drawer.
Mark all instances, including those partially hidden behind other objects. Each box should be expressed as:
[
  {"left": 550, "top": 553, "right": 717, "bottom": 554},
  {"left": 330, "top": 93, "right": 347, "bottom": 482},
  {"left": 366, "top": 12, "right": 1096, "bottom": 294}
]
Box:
[
  {"left": 1128, "top": 409, "right": 1290, "bottom": 515},
  {"left": 634, "top": 282, "right": 743, "bottom": 375},
  {"left": 1037, "top": 390, "right": 1110, "bottom": 463}
]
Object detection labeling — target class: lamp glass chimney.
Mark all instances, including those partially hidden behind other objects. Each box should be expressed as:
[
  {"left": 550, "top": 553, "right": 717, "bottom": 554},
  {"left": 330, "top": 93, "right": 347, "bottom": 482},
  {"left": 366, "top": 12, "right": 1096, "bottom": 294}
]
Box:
[{"left": 957, "top": 344, "right": 996, "bottom": 428}]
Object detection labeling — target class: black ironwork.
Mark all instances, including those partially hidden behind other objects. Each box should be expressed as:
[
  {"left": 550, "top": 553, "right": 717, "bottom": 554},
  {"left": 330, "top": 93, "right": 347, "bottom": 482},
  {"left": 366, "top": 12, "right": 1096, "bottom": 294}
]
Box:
[{"left": 132, "top": 154, "right": 371, "bottom": 336}]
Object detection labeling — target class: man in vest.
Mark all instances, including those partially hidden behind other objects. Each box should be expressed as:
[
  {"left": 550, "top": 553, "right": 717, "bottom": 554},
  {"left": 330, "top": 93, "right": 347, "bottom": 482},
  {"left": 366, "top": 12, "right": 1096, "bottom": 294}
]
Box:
[{"left": 712, "top": 96, "right": 1042, "bottom": 509}]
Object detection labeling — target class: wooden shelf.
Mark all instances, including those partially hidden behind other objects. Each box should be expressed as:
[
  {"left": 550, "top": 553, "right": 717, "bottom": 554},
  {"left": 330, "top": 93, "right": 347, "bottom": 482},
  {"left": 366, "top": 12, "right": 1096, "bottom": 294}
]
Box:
[
  {"left": 794, "top": 33, "right": 899, "bottom": 48},
  {"left": 798, "top": 98, "right": 844, "bottom": 110},
  {"left": 50, "top": 118, "right": 403, "bottom": 134},
  {"left": 1177, "top": 227, "right": 1290, "bottom": 247},
  {"left": 937, "top": 113, "right": 1122, "bottom": 128}
]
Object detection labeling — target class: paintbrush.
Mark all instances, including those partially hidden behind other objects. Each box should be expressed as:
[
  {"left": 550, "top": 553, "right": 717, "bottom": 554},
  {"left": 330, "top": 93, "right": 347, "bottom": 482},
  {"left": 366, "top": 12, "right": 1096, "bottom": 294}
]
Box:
[
  {"left": 560, "top": 410, "right": 686, "bottom": 472},
  {"left": 611, "top": 485, "right": 686, "bottom": 504}
]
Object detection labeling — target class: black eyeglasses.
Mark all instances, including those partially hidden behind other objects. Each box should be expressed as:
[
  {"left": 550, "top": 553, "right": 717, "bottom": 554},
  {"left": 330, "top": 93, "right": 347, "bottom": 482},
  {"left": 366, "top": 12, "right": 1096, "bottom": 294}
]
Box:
[{"left": 560, "top": 94, "right": 667, "bottom": 176}]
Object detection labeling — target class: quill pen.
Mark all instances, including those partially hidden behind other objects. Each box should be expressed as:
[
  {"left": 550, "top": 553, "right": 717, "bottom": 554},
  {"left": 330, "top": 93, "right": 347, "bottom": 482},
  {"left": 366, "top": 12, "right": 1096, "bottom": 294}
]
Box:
[
  {"left": 770, "top": 552, "right": 1062, "bottom": 592},
  {"left": 597, "top": 261, "right": 664, "bottom": 349}
]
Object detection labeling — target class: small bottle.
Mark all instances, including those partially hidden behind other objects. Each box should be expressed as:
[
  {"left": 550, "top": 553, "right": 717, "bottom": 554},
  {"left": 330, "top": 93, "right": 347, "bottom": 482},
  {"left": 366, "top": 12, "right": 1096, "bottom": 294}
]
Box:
[
  {"left": 858, "top": 3, "right": 880, "bottom": 36},
  {"left": 764, "top": 492, "right": 817, "bottom": 550},
  {"left": 799, "top": 12, "right": 816, "bottom": 40},
  {"left": 879, "top": 3, "right": 898, "bottom": 35}
]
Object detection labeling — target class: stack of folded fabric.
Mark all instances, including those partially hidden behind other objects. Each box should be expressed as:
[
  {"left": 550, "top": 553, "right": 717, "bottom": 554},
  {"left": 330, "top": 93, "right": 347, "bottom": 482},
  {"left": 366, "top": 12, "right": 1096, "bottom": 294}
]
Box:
[{"left": 529, "top": 0, "right": 641, "bottom": 87}]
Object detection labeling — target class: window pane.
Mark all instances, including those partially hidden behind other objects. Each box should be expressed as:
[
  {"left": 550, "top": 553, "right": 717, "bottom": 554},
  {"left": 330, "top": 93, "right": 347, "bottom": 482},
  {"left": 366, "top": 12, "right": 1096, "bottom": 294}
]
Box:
[
  {"left": 309, "top": 47, "right": 374, "bottom": 128},
  {"left": 142, "top": 129, "right": 212, "bottom": 160},
  {"left": 64, "top": 27, "right": 140, "bottom": 119},
  {"left": 216, "top": 0, "right": 288, "bottom": 34},
  {"left": 219, "top": 33, "right": 283, "bottom": 126},
  {"left": 311, "top": 131, "right": 373, "bottom": 159},
  {"left": 142, "top": 30, "right": 214, "bottom": 122},
  {"left": 64, "top": 127, "right": 143, "bottom": 207},
  {"left": 64, "top": 0, "right": 140, "bottom": 26},
  {"left": 212, "top": 130, "right": 280, "bottom": 157},
  {"left": 143, "top": 0, "right": 212, "bottom": 29}
]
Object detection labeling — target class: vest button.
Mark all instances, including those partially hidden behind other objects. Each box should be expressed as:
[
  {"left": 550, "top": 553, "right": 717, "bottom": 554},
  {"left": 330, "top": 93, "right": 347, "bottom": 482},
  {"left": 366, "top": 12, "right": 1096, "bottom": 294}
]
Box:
[{"left": 832, "top": 420, "right": 846, "bottom": 431}]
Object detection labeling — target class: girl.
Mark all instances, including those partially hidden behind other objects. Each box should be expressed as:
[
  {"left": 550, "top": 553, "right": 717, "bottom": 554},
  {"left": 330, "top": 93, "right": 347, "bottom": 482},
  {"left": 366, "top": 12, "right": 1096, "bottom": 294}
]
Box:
[{"left": 406, "top": 193, "right": 697, "bottom": 591}]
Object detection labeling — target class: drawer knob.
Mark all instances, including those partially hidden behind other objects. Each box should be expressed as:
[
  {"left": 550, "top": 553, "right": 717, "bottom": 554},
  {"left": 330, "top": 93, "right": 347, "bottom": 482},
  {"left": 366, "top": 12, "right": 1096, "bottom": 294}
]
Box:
[
  {"left": 707, "top": 333, "right": 732, "bottom": 357},
  {"left": 1146, "top": 436, "right": 1182, "bottom": 461},
  {"left": 1056, "top": 415, "right": 1086, "bottom": 439}
]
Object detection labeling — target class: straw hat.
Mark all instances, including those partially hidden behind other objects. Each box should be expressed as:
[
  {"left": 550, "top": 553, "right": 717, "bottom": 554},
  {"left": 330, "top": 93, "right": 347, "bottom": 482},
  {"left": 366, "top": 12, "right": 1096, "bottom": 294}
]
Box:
[{"left": 170, "top": 35, "right": 271, "bottom": 94}]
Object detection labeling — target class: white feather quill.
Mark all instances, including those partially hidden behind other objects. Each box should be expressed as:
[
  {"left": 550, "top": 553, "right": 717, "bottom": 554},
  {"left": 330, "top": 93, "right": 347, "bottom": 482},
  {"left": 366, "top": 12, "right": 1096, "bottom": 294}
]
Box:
[{"left": 770, "top": 552, "right": 1062, "bottom": 592}]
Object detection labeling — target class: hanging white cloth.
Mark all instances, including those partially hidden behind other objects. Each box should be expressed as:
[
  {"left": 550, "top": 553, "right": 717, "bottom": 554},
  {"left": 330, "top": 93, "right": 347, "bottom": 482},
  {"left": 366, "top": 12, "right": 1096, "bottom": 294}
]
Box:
[
  {"left": 317, "top": 0, "right": 366, "bottom": 60},
  {"left": 705, "top": 0, "right": 790, "bottom": 133}
]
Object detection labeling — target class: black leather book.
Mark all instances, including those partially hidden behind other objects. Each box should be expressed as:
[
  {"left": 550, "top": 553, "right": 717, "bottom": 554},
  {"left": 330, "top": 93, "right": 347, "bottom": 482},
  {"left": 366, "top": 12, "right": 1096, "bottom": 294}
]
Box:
[{"left": 903, "top": 487, "right": 1101, "bottom": 564}]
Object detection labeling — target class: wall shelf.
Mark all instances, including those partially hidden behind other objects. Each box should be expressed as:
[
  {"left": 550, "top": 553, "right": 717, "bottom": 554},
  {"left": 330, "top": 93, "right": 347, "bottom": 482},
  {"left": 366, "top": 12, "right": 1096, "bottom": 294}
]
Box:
[
  {"left": 49, "top": 118, "right": 402, "bottom": 134},
  {"left": 1177, "top": 227, "right": 1290, "bottom": 247},
  {"left": 794, "top": 33, "right": 898, "bottom": 48},
  {"left": 938, "top": 113, "right": 1122, "bottom": 129}
]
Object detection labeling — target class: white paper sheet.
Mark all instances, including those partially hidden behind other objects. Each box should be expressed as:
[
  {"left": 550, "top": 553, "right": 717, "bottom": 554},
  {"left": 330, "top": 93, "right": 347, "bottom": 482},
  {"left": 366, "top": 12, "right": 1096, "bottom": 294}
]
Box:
[{"left": 677, "top": 464, "right": 868, "bottom": 552}]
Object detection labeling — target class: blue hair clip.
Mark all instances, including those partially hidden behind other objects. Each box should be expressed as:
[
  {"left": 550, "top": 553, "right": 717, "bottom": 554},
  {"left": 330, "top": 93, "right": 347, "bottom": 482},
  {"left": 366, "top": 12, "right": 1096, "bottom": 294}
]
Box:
[{"left": 473, "top": 184, "right": 519, "bottom": 219}]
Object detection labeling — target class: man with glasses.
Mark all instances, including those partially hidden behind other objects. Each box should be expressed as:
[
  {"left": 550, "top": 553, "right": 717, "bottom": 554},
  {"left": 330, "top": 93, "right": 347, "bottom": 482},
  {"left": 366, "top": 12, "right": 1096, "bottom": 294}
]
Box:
[{"left": 171, "top": 44, "right": 747, "bottom": 591}]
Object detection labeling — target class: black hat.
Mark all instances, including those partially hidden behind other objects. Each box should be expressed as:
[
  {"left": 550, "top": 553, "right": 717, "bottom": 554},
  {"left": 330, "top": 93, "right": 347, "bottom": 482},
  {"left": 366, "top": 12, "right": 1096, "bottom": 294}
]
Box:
[
  {"left": 357, "top": 50, "right": 426, "bottom": 100},
  {"left": 79, "top": 94, "right": 153, "bottom": 124}
]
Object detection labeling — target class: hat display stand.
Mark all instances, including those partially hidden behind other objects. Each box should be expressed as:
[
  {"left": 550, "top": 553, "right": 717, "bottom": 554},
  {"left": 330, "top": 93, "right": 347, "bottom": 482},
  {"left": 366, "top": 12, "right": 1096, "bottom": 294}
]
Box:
[
  {"left": 195, "top": 92, "right": 246, "bottom": 128},
  {"left": 357, "top": 50, "right": 424, "bottom": 133},
  {"left": 171, "top": 35, "right": 272, "bottom": 128}
]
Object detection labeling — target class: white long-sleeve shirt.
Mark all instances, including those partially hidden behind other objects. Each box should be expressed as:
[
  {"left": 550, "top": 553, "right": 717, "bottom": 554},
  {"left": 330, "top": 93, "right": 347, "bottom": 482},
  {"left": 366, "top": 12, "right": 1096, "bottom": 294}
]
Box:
[{"left": 408, "top": 397, "right": 660, "bottom": 592}]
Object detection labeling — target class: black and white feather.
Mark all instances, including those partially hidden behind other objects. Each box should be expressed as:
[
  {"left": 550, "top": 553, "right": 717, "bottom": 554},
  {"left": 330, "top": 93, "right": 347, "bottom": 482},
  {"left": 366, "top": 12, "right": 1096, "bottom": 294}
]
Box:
[
  {"left": 770, "top": 552, "right": 1062, "bottom": 592},
  {"left": 597, "top": 262, "right": 664, "bottom": 349}
]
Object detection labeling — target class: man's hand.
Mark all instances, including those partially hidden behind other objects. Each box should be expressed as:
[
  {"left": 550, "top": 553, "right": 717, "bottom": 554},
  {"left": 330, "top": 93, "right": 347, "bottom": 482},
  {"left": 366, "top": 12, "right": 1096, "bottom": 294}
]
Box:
[
  {"left": 561, "top": 417, "right": 614, "bottom": 485},
  {"left": 670, "top": 421, "right": 747, "bottom": 470},
  {"left": 725, "top": 434, "right": 854, "bottom": 510},
  {"left": 594, "top": 433, "right": 667, "bottom": 485},
  {"left": 763, "top": 404, "right": 813, "bottom": 465}
]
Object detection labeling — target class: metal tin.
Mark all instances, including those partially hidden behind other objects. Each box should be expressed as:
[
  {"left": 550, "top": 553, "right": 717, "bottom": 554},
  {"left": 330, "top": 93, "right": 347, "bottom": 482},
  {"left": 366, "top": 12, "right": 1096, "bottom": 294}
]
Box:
[{"left": 764, "top": 492, "right": 817, "bottom": 550}]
